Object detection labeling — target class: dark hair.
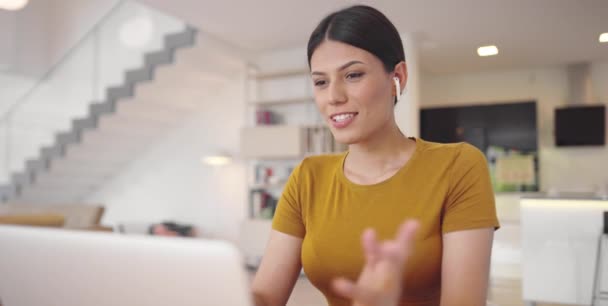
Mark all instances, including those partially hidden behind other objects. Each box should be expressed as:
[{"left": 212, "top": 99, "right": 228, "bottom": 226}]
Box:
[{"left": 307, "top": 5, "right": 405, "bottom": 73}]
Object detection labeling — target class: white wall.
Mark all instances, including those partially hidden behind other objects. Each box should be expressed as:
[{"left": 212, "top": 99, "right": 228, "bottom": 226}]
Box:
[
  {"left": 1, "top": 0, "right": 122, "bottom": 117},
  {"left": 11, "top": 0, "right": 121, "bottom": 76},
  {"left": 0, "top": 73, "right": 35, "bottom": 114},
  {"left": 47, "top": 0, "right": 121, "bottom": 67},
  {"left": 0, "top": 73, "right": 36, "bottom": 183},
  {"left": 0, "top": 10, "right": 17, "bottom": 72},
  {"left": 86, "top": 35, "right": 249, "bottom": 243},
  {"left": 1, "top": 0, "right": 121, "bottom": 106},
  {"left": 421, "top": 61, "right": 608, "bottom": 193},
  {"left": 592, "top": 61, "right": 608, "bottom": 101},
  {"left": 86, "top": 79, "right": 248, "bottom": 242},
  {"left": 11, "top": 0, "right": 52, "bottom": 77}
]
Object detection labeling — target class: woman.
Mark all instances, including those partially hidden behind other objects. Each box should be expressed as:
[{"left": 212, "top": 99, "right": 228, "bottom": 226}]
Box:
[{"left": 252, "top": 5, "right": 499, "bottom": 306}]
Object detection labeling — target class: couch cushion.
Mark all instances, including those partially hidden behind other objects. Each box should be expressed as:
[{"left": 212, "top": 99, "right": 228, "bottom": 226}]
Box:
[
  {"left": 0, "top": 204, "right": 104, "bottom": 228},
  {"left": 0, "top": 214, "right": 65, "bottom": 227}
]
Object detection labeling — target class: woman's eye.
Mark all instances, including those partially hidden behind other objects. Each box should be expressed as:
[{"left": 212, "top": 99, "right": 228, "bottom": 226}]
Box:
[
  {"left": 346, "top": 72, "right": 364, "bottom": 79},
  {"left": 314, "top": 80, "right": 327, "bottom": 87}
]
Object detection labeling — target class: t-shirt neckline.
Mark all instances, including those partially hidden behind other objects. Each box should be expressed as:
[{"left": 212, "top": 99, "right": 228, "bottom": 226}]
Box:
[{"left": 337, "top": 137, "right": 424, "bottom": 190}]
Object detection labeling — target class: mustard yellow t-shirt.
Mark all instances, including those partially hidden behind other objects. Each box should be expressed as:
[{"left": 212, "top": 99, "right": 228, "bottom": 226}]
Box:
[{"left": 272, "top": 137, "right": 500, "bottom": 306}]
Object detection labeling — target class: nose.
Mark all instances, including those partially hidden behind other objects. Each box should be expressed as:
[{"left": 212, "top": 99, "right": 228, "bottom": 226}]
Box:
[{"left": 328, "top": 80, "right": 347, "bottom": 106}]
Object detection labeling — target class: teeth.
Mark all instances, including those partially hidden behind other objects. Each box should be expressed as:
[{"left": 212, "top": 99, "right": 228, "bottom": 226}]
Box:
[{"left": 333, "top": 113, "right": 355, "bottom": 122}]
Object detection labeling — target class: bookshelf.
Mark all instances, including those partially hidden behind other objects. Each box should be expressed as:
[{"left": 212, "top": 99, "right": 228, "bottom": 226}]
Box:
[
  {"left": 241, "top": 66, "right": 346, "bottom": 221},
  {"left": 239, "top": 64, "right": 346, "bottom": 269}
]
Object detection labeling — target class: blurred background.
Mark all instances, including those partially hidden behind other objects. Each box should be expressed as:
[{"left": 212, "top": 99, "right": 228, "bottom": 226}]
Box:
[{"left": 0, "top": 1, "right": 607, "bottom": 305}]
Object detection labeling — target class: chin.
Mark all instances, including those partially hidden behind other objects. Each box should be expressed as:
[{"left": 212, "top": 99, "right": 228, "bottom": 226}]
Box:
[{"left": 332, "top": 131, "right": 361, "bottom": 146}]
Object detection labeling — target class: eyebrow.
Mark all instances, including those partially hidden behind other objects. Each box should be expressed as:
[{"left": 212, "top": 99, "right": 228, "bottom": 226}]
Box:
[{"left": 311, "top": 60, "right": 365, "bottom": 76}]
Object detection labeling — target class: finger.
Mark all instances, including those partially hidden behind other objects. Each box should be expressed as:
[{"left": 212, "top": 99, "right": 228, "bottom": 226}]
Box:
[
  {"left": 331, "top": 277, "right": 356, "bottom": 300},
  {"left": 362, "top": 228, "right": 380, "bottom": 265},
  {"left": 394, "top": 220, "right": 420, "bottom": 259},
  {"left": 332, "top": 277, "right": 382, "bottom": 305},
  {"left": 396, "top": 220, "right": 420, "bottom": 247},
  {"left": 379, "top": 220, "right": 420, "bottom": 264}
]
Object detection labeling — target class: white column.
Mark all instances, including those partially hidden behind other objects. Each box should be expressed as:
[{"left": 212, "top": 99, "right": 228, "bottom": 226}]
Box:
[{"left": 395, "top": 33, "right": 420, "bottom": 138}]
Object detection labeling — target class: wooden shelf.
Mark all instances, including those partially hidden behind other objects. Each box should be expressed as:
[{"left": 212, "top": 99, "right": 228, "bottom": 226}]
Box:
[
  {"left": 249, "top": 69, "right": 309, "bottom": 80},
  {"left": 240, "top": 126, "right": 304, "bottom": 159},
  {"left": 250, "top": 96, "right": 314, "bottom": 106},
  {"left": 240, "top": 125, "right": 345, "bottom": 159}
]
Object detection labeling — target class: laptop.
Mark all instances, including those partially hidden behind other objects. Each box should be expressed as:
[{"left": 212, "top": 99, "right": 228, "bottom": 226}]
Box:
[{"left": 0, "top": 225, "right": 253, "bottom": 306}]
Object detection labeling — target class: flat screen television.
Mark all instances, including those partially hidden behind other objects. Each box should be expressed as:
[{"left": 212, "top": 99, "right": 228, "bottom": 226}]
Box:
[
  {"left": 420, "top": 101, "right": 539, "bottom": 192},
  {"left": 555, "top": 105, "right": 605, "bottom": 146},
  {"left": 420, "top": 101, "right": 538, "bottom": 153}
]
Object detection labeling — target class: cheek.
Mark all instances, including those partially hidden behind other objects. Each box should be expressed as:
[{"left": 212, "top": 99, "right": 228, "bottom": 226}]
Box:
[
  {"left": 350, "top": 80, "right": 392, "bottom": 113},
  {"left": 313, "top": 90, "right": 327, "bottom": 112}
]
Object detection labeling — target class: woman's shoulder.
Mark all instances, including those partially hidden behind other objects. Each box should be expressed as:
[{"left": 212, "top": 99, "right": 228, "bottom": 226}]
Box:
[
  {"left": 418, "top": 138, "right": 486, "bottom": 164},
  {"left": 415, "top": 139, "right": 488, "bottom": 180}
]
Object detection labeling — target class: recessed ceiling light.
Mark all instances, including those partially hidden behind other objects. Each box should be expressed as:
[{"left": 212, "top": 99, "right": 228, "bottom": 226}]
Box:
[
  {"left": 477, "top": 45, "right": 499, "bottom": 57},
  {"left": 600, "top": 33, "right": 608, "bottom": 43},
  {"left": 201, "top": 154, "right": 232, "bottom": 166},
  {"left": 0, "top": 0, "right": 29, "bottom": 11}
]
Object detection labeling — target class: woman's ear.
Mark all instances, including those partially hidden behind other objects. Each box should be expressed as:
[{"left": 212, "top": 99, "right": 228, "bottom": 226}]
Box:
[{"left": 393, "top": 61, "right": 408, "bottom": 94}]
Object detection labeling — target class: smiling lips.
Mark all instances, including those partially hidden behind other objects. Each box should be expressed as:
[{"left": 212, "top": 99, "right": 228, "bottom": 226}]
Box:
[{"left": 330, "top": 112, "right": 358, "bottom": 128}]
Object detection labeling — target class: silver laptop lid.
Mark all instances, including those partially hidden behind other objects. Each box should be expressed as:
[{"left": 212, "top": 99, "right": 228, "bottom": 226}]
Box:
[{"left": 0, "top": 225, "right": 253, "bottom": 306}]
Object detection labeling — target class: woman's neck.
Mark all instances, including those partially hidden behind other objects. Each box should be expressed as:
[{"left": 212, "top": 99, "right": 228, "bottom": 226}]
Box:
[{"left": 345, "top": 121, "right": 416, "bottom": 178}]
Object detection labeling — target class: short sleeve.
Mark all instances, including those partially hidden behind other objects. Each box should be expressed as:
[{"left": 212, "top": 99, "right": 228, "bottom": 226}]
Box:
[
  {"left": 272, "top": 163, "right": 306, "bottom": 238},
  {"left": 442, "top": 144, "right": 500, "bottom": 233}
]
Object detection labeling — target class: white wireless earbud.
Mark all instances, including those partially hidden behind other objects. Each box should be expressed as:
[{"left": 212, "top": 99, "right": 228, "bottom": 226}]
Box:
[{"left": 394, "top": 77, "right": 401, "bottom": 103}]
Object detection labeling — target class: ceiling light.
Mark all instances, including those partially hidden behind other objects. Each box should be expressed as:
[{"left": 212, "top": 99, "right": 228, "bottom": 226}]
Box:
[
  {"left": 477, "top": 45, "right": 499, "bottom": 57},
  {"left": 0, "top": 0, "right": 29, "bottom": 11},
  {"left": 600, "top": 33, "right": 608, "bottom": 43},
  {"left": 201, "top": 154, "right": 232, "bottom": 166}
]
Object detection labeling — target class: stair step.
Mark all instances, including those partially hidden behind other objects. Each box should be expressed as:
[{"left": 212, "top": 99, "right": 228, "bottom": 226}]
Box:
[
  {"left": 164, "top": 27, "right": 197, "bottom": 49},
  {"left": 106, "top": 85, "right": 134, "bottom": 102},
  {"left": 72, "top": 116, "right": 97, "bottom": 132},
  {"left": 89, "top": 101, "right": 115, "bottom": 116},
  {"left": 125, "top": 66, "right": 154, "bottom": 84},
  {"left": 26, "top": 159, "right": 48, "bottom": 174},
  {"left": 56, "top": 131, "right": 80, "bottom": 147},
  {"left": 12, "top": 171, "right": 34, "bottom": 187},
  {"left": 144, "top": 49, "right": 173, "bottom": 66},
  {"left": 40, "top": 144, "right": 65, "bottom": 161}
]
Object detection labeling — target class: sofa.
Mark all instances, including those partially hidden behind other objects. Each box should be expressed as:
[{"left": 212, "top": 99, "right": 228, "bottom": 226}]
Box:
[{"left": 0, "top": 203, "right": 107, "bottom": 230}]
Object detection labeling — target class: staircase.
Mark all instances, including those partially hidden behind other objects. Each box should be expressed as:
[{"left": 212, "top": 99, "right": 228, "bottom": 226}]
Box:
[{"left": 0, "top": 2, "right": 242, "bottom": 204}]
